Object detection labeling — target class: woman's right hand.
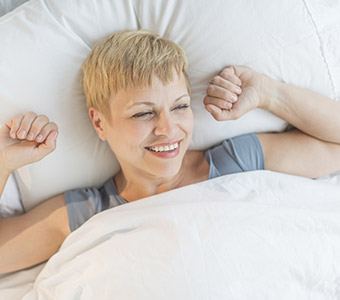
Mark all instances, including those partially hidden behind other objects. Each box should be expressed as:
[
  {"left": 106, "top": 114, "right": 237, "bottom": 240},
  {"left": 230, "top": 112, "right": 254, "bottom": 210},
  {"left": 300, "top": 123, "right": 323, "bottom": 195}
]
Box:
[{"left": 0, "top": 112, "right": 58, "bottom": 173}]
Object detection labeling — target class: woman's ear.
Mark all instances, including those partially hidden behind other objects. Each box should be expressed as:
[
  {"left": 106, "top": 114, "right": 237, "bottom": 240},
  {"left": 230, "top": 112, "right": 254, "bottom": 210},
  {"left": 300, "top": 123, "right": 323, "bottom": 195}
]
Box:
[{"left": 88, "top": 107, "right": 107, "bottom": 141}]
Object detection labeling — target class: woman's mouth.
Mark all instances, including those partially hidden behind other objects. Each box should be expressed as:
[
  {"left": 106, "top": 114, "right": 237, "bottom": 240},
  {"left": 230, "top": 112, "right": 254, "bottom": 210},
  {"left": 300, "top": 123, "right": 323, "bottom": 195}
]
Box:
[{"left": 145, "top": 141, "right": 181, "bottom": 158}]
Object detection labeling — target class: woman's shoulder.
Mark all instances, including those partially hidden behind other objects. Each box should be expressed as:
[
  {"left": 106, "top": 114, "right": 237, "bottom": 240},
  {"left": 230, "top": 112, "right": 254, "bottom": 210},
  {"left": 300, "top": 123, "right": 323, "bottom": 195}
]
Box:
[{"left": 202, "top": 133, "right": 264, "bottom": 174}]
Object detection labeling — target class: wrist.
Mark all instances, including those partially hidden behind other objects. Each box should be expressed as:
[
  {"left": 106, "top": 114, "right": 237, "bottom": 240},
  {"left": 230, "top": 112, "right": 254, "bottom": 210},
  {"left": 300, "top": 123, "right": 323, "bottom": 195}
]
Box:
[{"left": 257, "top": 75, "right": 283, "bottom": 111}]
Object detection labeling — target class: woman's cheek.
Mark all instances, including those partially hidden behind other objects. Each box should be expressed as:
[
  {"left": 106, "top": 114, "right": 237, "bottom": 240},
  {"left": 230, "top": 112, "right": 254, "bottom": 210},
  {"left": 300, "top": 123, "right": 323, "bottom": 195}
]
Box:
[
  {"left": 127, "top": 121, "right": 153, "bottom": 139},
  {"left": 182, "top": 110, "right": 194, "bottom": 132}
]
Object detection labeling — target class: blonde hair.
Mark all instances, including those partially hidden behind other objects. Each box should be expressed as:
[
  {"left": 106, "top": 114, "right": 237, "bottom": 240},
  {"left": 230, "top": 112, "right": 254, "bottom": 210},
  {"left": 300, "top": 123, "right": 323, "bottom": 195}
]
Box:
[{"left": 82, "top": 30, "right": 191, "bottom": 122}]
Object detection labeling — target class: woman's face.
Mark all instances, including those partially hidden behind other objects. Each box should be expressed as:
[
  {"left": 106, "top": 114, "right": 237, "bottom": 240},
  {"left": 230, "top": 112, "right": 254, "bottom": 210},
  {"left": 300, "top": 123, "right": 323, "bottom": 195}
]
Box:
[{"left": 91, "top": 71, "right": 193, "bottom": 179}]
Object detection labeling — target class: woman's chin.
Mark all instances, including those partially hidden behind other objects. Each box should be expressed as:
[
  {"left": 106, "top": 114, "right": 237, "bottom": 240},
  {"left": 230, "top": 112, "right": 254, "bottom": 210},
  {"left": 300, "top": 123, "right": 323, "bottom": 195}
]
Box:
[{"left": 151, "top": 165, "right": 182, "bottom": 178}]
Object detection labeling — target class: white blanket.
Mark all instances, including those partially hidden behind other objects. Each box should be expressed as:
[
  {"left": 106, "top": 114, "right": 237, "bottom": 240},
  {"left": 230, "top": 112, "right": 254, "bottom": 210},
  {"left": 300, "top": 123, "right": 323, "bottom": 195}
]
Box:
[{"left": 13, "top": 170, "right": 340, "bottom": 299}]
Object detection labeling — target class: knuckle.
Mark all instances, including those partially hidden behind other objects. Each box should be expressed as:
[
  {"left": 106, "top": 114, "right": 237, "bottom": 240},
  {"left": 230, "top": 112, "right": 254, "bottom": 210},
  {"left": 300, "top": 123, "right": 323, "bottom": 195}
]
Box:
[
  {"left": 48, "top": 121, "right": 57, "bottom": 128},
  {"left": 15, "top": 113, "right": 24, "bottom": 120},
  {"left": 40, "top": 115, "right": 49, "bottom": 123},
  {"left": 207, "top": 85, "right": 214, "bottom": 94},
  {"left": 212, "top": 76, "right": 220, "bottom": 84},
  {"left": 27, "top": 111, "right": 37, "bottom": 117},
  {"left": 221, "top": 68, "right": 232, "bottom": 76},
  {"left": 41, "top": 124, "right": 55, "bottom": 135},
  {"left": 10, "top": 123, "right": 18, "bottom": 131},
  {"left": 37, "top": 114, "right": 49, "bottom": 121},
  {"left": 12, "top": 115, "right": 23, "bottom": 126}
]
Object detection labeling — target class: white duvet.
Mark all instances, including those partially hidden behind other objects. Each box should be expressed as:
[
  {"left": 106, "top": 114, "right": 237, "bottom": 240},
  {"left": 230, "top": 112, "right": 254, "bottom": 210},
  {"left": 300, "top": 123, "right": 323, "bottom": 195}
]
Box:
[{"left": 2, "top": 170, "right": 337, "bottom": 299}]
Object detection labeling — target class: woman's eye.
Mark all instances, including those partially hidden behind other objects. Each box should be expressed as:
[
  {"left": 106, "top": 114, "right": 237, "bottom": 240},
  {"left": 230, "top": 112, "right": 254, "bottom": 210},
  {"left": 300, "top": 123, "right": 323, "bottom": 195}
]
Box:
[
  {"left": 132, "top": 112, "right": 154, "bottom": 119},
  {"left": 174, "top": 104, "right": 190, "bottom": 110},
  {"left": 132, "top": 104, "right": 190, "bottom": 119}
]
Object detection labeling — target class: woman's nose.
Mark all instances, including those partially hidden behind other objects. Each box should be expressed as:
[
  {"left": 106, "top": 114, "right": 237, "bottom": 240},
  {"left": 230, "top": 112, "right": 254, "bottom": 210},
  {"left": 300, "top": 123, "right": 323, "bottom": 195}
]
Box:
[{"left": 154, "top": 112, "right": 176, "bottom": 136}]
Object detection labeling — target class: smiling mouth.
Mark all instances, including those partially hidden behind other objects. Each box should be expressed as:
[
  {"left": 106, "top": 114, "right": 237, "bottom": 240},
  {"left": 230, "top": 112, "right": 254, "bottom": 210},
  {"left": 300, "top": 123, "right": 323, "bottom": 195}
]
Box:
[{"left": 145, "top": 141, "right": 181, "bottom": 153}]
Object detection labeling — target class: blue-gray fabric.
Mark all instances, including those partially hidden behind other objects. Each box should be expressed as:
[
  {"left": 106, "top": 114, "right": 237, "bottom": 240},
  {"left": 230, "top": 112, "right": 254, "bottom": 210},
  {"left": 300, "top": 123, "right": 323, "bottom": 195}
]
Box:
[{"left": 64, "top": 133, "right": 264, "bottom": 232}]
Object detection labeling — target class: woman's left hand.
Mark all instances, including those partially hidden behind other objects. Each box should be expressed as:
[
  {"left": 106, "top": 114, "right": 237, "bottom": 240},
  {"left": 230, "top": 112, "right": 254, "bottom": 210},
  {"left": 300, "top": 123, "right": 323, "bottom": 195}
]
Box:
[{"left": 204, "top": 66, "right": 272, "bottom": 121}]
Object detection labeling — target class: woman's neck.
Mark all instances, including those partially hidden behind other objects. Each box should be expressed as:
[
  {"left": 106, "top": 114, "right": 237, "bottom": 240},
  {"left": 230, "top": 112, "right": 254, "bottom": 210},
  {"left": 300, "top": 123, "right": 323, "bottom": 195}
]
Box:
[{"left": 114, "top": 150, "right": 209, "bottom": 202}]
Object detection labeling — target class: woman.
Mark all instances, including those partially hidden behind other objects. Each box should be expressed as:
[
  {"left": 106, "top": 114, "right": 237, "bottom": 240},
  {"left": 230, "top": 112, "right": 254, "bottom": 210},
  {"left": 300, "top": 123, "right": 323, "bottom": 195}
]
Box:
[{"left": 0, "top": 30, "right": 340, "bottom": 274}]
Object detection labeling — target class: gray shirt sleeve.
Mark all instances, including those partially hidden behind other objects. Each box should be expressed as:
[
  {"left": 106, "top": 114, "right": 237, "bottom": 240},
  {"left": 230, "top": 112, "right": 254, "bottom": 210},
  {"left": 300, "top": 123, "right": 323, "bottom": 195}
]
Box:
[
  {"left": 64, "top": 176, "right": 123, "bottom": 232},
  {"left": 206, "top": 133, "right": 264, "bottom": 178},
  {"left": 64, "top": 187, "right": 105, "bottom": 232}
]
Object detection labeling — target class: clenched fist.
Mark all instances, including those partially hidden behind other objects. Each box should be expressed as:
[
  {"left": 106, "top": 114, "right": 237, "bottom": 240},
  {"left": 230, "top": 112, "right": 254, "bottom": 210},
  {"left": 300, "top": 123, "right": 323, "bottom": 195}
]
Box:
[
  {"left": 204, "top": 65, "right": 274, "bottom": 121},
  {"left": 0, "top": 112, "right": 58, "bottom": 173}
]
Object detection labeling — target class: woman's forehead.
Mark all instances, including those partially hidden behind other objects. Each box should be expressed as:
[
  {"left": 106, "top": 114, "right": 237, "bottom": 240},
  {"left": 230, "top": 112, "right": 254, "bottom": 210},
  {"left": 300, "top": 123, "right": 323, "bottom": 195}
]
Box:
[{"left": 112, "top": 74, "right": 189, "bottom": 108}]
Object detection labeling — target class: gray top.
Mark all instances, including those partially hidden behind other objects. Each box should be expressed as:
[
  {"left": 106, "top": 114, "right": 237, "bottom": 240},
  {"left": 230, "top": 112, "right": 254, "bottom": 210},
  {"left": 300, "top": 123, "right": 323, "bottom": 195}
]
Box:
[{"left": 64, "top": 133, "right": 264, "bottom": 232}]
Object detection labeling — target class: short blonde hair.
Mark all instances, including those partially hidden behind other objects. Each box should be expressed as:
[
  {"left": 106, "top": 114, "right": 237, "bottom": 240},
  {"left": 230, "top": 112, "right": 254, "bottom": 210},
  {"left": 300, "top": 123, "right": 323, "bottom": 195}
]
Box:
[{"left": 82, "top": 30, "right": 191, "bottom": 122}]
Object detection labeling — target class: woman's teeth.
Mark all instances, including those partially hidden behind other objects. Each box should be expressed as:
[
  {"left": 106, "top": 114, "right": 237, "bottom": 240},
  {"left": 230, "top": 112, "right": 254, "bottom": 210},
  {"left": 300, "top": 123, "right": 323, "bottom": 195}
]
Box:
[{"left": 147, "top": 142, "right": 179, "bottom": 152}]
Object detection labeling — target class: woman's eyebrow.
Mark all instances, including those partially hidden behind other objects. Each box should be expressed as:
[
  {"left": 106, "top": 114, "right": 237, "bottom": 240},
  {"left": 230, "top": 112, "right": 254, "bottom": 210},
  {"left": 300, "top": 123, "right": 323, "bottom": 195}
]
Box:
[{"left": 127, "top": 94, "right": 190, "bottom": 108}]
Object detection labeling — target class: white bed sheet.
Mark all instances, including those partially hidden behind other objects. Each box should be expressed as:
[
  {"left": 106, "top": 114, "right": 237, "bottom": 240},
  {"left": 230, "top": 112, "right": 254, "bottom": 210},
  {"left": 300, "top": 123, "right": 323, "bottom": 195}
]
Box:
[
  {"left": 1, "top": 170, "right": 337, "bottom": 300},
  {"left": 0, "top": 263, "right": 45, "bottom": 300},
  {"left": 0, "top": 0, "right": 29, "bottom": 17}
]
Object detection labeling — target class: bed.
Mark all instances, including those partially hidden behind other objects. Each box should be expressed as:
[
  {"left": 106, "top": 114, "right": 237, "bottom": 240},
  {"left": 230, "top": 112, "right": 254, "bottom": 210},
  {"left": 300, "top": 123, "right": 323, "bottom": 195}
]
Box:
[{"left": 0, "top": 0, "right": 340, "bottom": 299}]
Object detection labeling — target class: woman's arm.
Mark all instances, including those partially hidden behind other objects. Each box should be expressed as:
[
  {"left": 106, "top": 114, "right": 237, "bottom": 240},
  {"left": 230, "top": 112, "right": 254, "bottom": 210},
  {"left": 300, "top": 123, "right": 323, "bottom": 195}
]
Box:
[
  {"left": 260, "top": 80, "right": 340, "bottom": 144},
  {"left": 0, "top": 112, "right": 63, "bottom": 273},
  {"left": 204, "top": 66, "right": 340, "bottom": 144},
  {"left": 204, "top": 66, "right": 340, "bottom": 178},
  {"left": 0, "top": 193, "right": 70, "bottom": 274}
]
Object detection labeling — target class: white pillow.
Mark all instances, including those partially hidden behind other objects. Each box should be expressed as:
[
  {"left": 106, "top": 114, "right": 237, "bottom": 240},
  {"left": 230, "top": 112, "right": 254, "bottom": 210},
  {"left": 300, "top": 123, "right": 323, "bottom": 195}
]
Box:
[
  {"left": 0, "top": 173, "right": 23, "bottom": 217},
  {"left": 0, "top": 0, "right": 339, "bottom": 210},
  {"left": 0, "top": 0, "right": 29, "bottom": 217}
]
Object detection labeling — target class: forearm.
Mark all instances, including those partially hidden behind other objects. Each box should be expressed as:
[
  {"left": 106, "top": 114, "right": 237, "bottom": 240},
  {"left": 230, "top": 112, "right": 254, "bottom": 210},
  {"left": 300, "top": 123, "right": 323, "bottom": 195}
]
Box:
[
  {"left": 0, "top": 212, "right": 64, "bottom": 274},
  {"left": 260, "top": 80, "right": 340, "bottom": 144},
  {"left": 0, "top": 194, "right": 68, "bottom": 274}
]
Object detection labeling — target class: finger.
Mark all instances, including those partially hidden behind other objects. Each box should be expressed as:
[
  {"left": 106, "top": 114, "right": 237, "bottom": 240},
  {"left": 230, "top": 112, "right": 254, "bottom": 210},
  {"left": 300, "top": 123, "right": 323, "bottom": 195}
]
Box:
[
  {"left": 17, "top": 112, "right": 38, "bottom": 140},
  {"left": 209, "top": 75, "right": 242, "bottom": 95},
  {"left": 26, "top": 115, "right": 50, "bottom": 141},
  {"left": 220, "top": 67, "right": 242, "bottom": 86},
  {"left": 9, "top": 114, "right": 24, "bottom": 139},
  {"left": 42, "top": 130, "right": 58, "bottom": 149},
  {"left": 207, "top": 84, "right": 238, "bottom": 103},
  {"left": 204, "top": 96, "right": 233, "bottom": 110},
  {"left": 205, "top": 104, "right": 235, "bottom": 121},
  {"left": 5, "top": 120, "right": 11, "bottom": 129},
  {"left": 205, "top": 105, "right": 228, "bottom": 121},
  {"left": 232, "top": 65, "right": 251, "bottom": 77},
  {"left": 35, "top": 122, "right": 58, "bottom": 143},
  {"left": 33, "top": 130, "right": 58, "bottom": 160}
]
